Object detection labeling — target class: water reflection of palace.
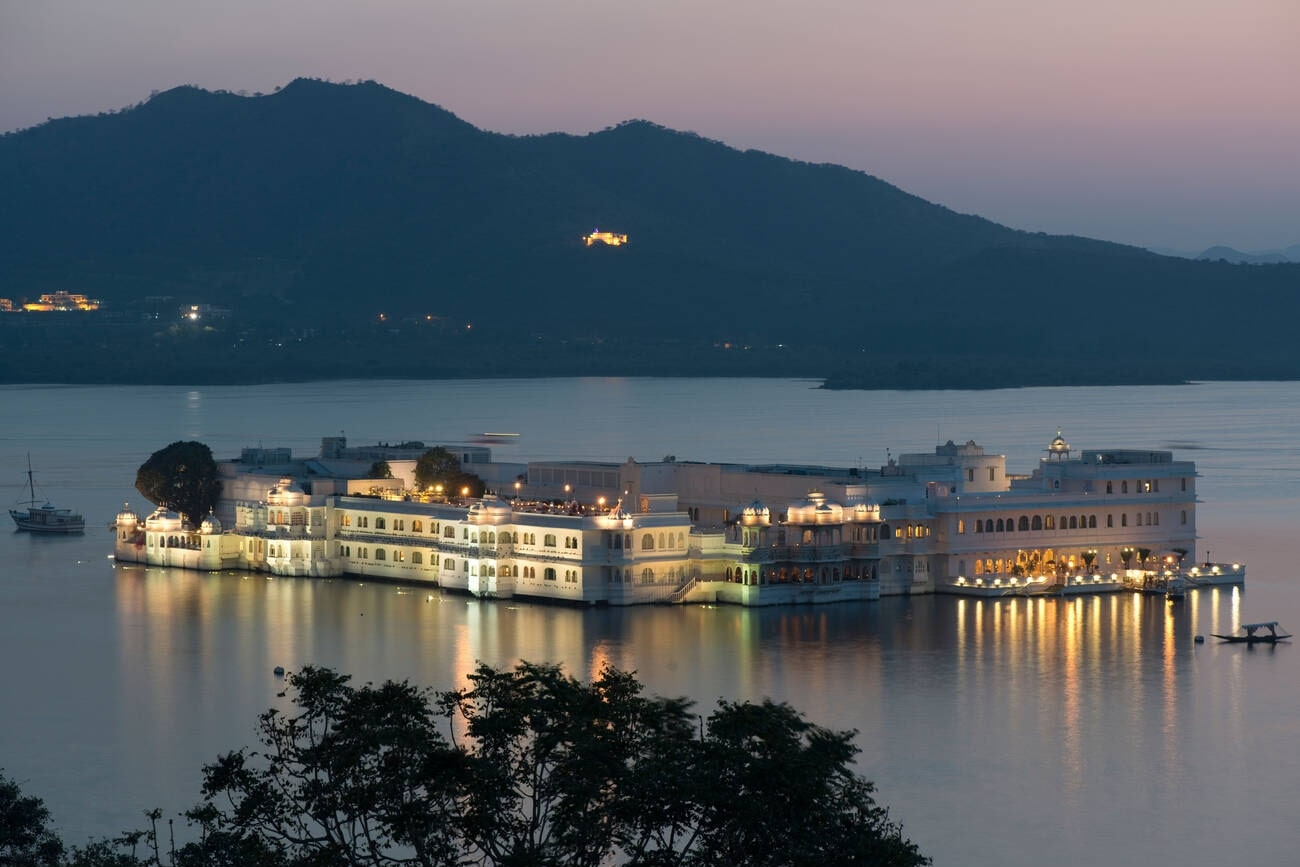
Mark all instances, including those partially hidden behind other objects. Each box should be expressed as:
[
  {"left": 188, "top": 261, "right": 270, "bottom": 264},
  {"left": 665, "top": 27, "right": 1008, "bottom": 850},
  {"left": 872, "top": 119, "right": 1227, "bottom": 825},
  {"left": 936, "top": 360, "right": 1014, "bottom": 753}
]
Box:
[{"left": 113, "top": 430, "right": 1242, "bottom": 606}]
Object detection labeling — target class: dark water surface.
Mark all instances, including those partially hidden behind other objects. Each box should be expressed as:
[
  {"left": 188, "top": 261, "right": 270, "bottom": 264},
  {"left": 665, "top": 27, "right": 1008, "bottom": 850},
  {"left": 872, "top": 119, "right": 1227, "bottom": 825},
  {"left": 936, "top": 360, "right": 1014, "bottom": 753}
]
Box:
[{"left": 2, "top": 379, "right": 1298, "bottom": 865}]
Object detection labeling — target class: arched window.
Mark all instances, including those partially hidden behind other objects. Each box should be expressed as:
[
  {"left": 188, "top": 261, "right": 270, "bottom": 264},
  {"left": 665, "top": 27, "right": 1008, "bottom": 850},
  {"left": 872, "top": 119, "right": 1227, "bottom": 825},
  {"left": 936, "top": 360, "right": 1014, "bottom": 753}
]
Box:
[
  {"left": 544, "top": 567, "right": 556, "bottom": 581},
  {"left": 1045, "top": 515, "right": 1055, "bottom": 530},
  {"left": 412, "top": 552, "right": 423, "bottom": 565},
  {"left": 1089, "top": 515, "right": 1097, "bottom": 528},
  {"left": 1018, "top": 516, "right": 1029, "bottom": 531},
  {"left": 1107, "top": 514, "right": 1114, "bottom": 528},
  {"left": 975, "top": 520, "right": 983, "bottom": 533},
  {"left": 1069, "top": 516, "right": 1078, "bottom": 529},
  {"left": 544, "top": 534, "right": 557, "bottom": 547},
  {"left": 412, "top": 520, "right": 422, "bottom": 533},
  {"left": 375, "top": 549, "right": 386, "bottom": 561},
  {"left": 1121, "top": 514, "right": 1128, "bottom": 527},
  {"left": 641, "top": 567, "right": 655, "bottom": 583},
  {"left": 996, "top": 519, "right": 1005, "bottom": 532},
  {"left": 1122, "top": 480, "right": 1129, "bottom": 493},
  {"left": 1032, "top": 515, "right": 1043, "bottom": 530},
  {"left": 376, "top": 517, "right": 386, "bottom": 530},
  {"left": 641, "top": 534, "right": 655, "bottom": 550}
]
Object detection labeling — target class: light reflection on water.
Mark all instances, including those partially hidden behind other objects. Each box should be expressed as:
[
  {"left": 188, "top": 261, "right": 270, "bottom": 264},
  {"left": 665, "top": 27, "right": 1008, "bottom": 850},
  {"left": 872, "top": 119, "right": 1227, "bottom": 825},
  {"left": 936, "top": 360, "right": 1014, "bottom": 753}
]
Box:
[{"left": 2, "top": 379, "right": 1299, "bottom": 865}]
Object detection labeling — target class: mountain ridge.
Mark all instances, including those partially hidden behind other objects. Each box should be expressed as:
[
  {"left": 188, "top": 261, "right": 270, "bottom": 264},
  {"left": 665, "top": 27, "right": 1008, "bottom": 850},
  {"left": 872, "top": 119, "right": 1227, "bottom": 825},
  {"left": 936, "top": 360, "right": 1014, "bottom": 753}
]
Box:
[{"left": 1, "top": 79, "right": 1297, "bottom": 386}]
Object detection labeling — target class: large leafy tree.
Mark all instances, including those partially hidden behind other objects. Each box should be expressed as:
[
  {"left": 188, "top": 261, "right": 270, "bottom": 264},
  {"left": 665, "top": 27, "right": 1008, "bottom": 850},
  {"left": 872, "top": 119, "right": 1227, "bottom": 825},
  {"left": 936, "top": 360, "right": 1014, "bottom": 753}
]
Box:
[
  {"left": 414, "top": 447, "right": 484, "bottom": 498},
  {"left": 134, "top": 441, "right": 223, "bottom": 526},
  {"left": 4, "top": 665, "right": 929, "bottom": 867},
  {"left": 178, "top": 663, "right": 928, "bottom": 866}
]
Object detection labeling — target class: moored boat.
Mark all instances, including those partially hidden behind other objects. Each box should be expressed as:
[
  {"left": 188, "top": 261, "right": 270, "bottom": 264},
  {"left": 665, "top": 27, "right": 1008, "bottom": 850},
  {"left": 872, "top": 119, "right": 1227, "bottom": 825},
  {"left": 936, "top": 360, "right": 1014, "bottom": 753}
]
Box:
[
  {"left": 1211, "top": 621, "right": 1291, "bottom": 644},
  {"left": 9, "top": 456, "right": 84, "bottom": 534}
]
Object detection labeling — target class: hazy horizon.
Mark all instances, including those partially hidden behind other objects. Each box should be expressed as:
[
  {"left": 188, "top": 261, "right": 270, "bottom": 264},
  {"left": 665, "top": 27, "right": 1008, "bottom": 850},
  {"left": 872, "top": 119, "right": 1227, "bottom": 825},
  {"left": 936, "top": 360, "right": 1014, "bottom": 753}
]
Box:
[{"left": 2, "top": 0, "right": 1296, "bottom": 252}]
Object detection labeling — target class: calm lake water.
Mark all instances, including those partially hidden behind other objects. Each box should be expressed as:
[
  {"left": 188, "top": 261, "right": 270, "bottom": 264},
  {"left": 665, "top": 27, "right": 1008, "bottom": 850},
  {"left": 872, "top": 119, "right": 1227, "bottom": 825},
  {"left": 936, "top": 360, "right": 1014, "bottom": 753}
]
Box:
[{"left": 2, "top": 378, "right": 1299, "bottom": 865}]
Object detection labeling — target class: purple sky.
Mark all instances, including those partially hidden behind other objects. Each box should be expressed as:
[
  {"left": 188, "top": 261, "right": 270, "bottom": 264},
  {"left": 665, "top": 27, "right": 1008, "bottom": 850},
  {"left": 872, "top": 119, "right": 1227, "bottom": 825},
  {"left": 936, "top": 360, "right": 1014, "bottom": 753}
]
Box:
[{"left": 3, "top": 0, "right": 1297, "bottom": 251}]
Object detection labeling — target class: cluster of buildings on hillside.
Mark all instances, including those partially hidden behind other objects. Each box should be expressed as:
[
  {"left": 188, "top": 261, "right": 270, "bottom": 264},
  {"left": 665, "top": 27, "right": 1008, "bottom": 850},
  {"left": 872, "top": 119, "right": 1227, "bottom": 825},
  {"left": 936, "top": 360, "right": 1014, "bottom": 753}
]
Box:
[
  {"left": 1, "top": 291, "right": 101, "bottom": 312},
  {"left": 112, "top": 431, "right": 1243, "bottom": 606}
]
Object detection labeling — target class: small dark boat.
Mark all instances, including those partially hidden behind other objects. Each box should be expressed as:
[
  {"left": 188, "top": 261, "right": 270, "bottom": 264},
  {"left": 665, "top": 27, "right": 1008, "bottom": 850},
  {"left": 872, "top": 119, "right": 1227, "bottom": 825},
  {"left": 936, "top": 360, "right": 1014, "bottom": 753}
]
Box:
[{"left": 1211, "top": 621, "right": 1291, "bottom": 644}]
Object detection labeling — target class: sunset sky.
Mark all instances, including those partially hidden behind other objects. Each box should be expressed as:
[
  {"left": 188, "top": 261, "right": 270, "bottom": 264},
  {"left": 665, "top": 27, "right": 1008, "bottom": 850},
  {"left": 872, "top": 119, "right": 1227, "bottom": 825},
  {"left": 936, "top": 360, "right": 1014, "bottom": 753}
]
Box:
[{"left": 2, "top": 0, "right": 1296, "bottom": 251}]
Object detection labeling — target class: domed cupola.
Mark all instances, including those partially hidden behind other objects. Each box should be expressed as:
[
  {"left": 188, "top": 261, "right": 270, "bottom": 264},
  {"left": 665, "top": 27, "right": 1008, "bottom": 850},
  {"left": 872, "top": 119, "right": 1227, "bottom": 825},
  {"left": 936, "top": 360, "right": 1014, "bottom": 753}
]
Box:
[
  {"left": 199, "top": 510, "right": 223, "bottom": 535},
  {"left": 1047, "top": 428, "right": 1071, "bottom": 461},
  {"left": 115, "top": 502, "right": 139, "bottom": 530}
]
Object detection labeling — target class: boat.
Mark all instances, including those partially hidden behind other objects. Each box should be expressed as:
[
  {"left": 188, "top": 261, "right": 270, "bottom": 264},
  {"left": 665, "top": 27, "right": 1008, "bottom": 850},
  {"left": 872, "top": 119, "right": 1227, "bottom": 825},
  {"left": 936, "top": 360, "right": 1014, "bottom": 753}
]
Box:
[
  {"left": 1211, "top": 621, "right": 1291, "bottom": 644},
  {"left": 9, "top": 456, "right": 84, "bottom": 533}
]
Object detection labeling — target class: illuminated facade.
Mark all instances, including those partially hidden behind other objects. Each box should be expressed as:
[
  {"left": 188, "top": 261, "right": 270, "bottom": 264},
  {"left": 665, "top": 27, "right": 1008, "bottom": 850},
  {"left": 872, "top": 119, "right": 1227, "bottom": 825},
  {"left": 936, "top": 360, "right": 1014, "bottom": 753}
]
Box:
[
  {"left": 112, "top": 432, "right": 1242, "bottom": 605},
  {"left": 20, "top": 291, "right": 101, "bottom": 311},
  {"left": 583, "top": 230, "right": 628, "bottom": 247}
]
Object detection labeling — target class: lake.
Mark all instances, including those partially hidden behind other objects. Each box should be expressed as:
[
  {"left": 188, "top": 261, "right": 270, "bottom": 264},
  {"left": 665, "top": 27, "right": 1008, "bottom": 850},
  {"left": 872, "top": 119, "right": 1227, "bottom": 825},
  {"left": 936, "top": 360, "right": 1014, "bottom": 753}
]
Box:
[{"left": 2, "top": 378, "right": 1299, "bottom": 865}]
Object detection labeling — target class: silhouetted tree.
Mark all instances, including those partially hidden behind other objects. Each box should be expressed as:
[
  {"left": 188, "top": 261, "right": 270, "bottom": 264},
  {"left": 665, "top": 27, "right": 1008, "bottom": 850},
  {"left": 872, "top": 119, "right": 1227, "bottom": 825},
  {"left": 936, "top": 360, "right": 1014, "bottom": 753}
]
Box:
[
  {"left": 133, "top": 441, "right": 222, "bottom": 527},
  {"left": 366, "top": 460, "right": 393, "bottom": 479},
  {"left": 0, "top": 769, "right": 64, "bottom": 866},
  {"left": 183, "top": 663, "right": 928, "bottom": 866},
  {"left": 414, "top": 448, "right": 484, "bottom": 498}
]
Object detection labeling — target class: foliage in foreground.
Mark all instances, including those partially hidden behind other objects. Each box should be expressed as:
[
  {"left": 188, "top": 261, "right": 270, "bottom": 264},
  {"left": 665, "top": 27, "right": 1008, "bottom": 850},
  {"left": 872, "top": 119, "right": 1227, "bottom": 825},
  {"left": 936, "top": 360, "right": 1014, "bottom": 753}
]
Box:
[{"left": 4, "top": 663, "right": 929, "bottom": 866}]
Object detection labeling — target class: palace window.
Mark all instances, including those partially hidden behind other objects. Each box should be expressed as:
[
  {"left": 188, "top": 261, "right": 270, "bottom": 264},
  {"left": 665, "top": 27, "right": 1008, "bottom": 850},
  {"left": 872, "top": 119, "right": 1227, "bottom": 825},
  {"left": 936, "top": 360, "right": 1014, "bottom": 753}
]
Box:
[
  {"left": 544, "top": 567, "right": 557, "bottom": 581},
  {"left": 544, "top": 534, "right": 557, "bottom": 547},
  {"left": 413, "top": 520, "right": 423, "bottom": 533},
  {"left": 1107, "top": 515, "right": 1114, "bottom": 528},
  {"left": 412, "top": 552, "right": 422, "bottom": 565},
  {"left": 376, "top": 518, "right": 386, "bottom": 530},
  {"left": 1106, "top": 481, "right": 1113, "bottom": 494},
  {"left": 375, "top": 549, "right": 386, "bottom": 561},
  {"left": 958, "top": 520, "right": 965, "bottom": 534},
  {"left": 1032, "top": 515, "right": 1043, "bottom": 530},
  {"left": 642, "top": 534, "right": 655, "bottom": 550},
  {"left": 1018, "top": 516, "right": 1029, "bottom": 531}
]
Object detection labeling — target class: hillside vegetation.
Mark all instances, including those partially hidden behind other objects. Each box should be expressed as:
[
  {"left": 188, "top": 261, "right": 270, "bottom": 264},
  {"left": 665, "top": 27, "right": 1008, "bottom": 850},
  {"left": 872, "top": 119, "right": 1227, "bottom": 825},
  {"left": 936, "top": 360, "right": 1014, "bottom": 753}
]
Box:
[{"left": 2, "top": 78, "right": 1296, "bottom": 386}]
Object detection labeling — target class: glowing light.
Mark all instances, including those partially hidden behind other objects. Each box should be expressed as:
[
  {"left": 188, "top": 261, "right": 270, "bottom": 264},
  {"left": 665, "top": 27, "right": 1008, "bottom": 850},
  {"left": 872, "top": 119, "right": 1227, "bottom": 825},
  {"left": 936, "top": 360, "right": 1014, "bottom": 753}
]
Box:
[{"left": 583, "top": 230, "right": 629, "bottom": 247}]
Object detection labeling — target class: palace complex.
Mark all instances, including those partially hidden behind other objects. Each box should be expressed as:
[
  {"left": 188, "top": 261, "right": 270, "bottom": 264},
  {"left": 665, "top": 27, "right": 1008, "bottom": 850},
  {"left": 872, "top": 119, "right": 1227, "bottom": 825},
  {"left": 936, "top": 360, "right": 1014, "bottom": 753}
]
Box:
[{"left": 112, "top": 431, "right": 1243, "bottom": 606}]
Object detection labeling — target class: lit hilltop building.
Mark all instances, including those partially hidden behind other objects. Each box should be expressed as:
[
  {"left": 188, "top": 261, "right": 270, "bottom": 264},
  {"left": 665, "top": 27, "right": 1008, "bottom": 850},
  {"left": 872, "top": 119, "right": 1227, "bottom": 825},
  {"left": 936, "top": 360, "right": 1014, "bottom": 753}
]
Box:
[{"left": 113, "top": 431, "right": 1242, "bottom": 606}]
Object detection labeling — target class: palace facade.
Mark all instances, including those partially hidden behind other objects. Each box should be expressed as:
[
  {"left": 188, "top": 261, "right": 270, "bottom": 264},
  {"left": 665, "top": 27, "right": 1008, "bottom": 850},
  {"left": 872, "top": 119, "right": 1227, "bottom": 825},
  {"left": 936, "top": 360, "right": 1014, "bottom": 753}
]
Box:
[{"left": 112, "top": 431, "right": 1243, "bottom": 606}]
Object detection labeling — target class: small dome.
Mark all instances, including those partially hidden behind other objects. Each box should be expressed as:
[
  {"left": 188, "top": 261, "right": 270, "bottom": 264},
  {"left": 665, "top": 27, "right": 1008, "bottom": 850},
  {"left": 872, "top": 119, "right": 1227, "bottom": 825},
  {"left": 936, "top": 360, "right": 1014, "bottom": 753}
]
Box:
[
  {"left": 200, "top": 512, "right": 223, "bottom": 534},
  {"left": 116, "top": 502, "right": 139, "bottom": 525},
  {"left": 1048, "top": 428, "right": 1070, "bottom": 453}
]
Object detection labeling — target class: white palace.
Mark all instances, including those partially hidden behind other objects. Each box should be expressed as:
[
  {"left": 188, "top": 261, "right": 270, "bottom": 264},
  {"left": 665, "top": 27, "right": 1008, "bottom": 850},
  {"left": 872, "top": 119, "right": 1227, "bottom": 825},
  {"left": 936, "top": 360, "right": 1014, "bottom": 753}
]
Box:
[{"left": 112, "top": 431, "right": 1244, "bottom": 606}]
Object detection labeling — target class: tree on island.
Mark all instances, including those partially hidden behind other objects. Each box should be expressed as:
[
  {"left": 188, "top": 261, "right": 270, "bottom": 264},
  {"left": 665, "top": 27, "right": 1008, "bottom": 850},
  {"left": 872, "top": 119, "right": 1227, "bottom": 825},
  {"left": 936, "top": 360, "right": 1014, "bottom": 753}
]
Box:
[
  {"left": 133, "top": 441, "right": 223, "bottom": 526},
  {"left": 1, "top": 664, "right": 930, "bottom": 867},
  {"left": 365, "top": 460, "right": 393, "bottom": 479},
  {"left": 414, "top": 446, "right": 485, "bottom": 498}
]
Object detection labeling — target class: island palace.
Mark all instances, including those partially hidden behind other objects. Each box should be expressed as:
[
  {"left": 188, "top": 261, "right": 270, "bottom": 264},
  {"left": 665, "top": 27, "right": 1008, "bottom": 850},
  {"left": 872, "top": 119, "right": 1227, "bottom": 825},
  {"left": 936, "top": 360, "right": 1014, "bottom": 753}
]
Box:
[{"left": 112, "top": 431, "right": 1243, "bottom": 606}]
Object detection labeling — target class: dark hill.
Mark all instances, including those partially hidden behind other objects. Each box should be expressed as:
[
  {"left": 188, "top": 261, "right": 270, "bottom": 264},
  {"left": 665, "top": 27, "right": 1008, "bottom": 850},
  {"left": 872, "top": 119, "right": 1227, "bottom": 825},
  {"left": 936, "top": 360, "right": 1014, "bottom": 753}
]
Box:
[{"left": 1, "top": 78, "right": 1298, "bottom": 386}]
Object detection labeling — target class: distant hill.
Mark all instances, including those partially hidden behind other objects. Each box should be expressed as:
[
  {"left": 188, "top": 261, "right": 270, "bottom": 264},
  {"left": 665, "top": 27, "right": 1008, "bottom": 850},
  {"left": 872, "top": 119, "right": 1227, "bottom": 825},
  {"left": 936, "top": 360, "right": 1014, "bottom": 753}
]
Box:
[
  {"left": 3, "top": 78, "right": 1300, "bottom": 387},
  {"left": 1197, "top": 245, "right": 1299, "bottom": 264}
]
